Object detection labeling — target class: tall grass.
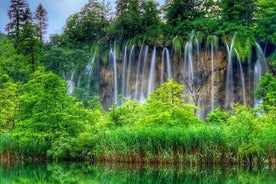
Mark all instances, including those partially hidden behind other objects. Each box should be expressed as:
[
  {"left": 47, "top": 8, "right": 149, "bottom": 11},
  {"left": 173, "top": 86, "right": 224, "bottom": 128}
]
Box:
[{"left": 93, "top": 120, "right": 276, "bottom": 166}]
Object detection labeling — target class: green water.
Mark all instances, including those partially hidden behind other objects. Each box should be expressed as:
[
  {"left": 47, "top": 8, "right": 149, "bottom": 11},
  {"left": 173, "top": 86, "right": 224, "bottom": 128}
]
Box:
[{"left": 1, "top": 162, "right": 276, "bottom": 184}]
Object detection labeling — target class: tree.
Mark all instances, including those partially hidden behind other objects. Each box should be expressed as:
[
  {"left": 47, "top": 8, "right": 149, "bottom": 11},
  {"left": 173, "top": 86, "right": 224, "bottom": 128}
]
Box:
[
  {"left": 63, "top": 0, "right": 110, "bottom": 47},
  {"left": 219, "top": 0, "right": 255, "bottom": 26},
  {"left": 34, "top": 3, "right": 48, "bottom": 42},
  {"left": 255, "top": 73, "right": 276, "bottom": 112},
  {"left": 145, "top": 80, "right": 201, "bottom": 126},
  {"left": 17, "top": 23, "right": 42, "bottom": 72},
  {"left": 15, "top": 71, "right": 83, "bottom": 155},
  {"left": 6, "top": 0, "right": 31, "bottom": 39},
  {"left": 113, "top": 0, "right": 143, "bottom": 41},
  {"left": 141, "top": 0, "right": 160, "bottom": 28},
  {"left": 23, "top": 6, "right": 33, "bottom": 24},
  {"left": 254, "top": 0, "right": 276, "bottom": 43},
  {"left": 0, "top": 74, "right": 18, "bottom": 130},
  {"left": 165, "top": 0, "right": 205, "bottom": 26},
  {"left": 0, "top": 34, "right": 31, "bottom": 81}
]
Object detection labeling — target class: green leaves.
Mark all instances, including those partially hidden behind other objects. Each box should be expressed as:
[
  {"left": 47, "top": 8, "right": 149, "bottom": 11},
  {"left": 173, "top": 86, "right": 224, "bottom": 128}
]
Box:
[
  {"left": 255, "top": 73, "right": 276, "bottom": 112},
  {"left": 0, "top": 75, "right": 18, "bottom": 130}
]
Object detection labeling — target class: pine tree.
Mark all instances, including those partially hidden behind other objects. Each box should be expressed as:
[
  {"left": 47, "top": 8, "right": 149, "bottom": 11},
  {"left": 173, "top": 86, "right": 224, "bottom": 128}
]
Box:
[
  {"left": 6, "top": 0, "right": 30, "bottom": 39},
  {"left": 33, "top": 3, "right": 48, "bottom": 41},
  {"left": 24, "top": 6, "right": 33, "bottom": 24}
]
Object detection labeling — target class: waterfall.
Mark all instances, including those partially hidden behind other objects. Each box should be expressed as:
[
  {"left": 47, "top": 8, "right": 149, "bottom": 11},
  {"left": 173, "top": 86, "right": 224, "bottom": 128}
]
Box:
[
  {"left": 140, "top": 45, "right": 149, "bottom": 101},
  {"left": 225, "top": 36, "right": 235, "bottom": 109},
  {"left": 110, "top": 43, "right": 118, "bottom": 104},
  {"left": 234, "top": 49, "right": 246, "bottom": 105},
  {"left": 121, "top": 44, "right": 128, "bottom": 97},
  {"left": 210, "top": 36, "right": 216, "bottom": 111},
  {"left": 147, "top": 46, "right": 156, "bottom": 95},
  {"left": 126, "top": 45, "right": 135, "bottom": 98},
  {"left": 134, "top": 44, "right": 145, "bottom": 99},
  {"left": 254, "top": 43, "right": 267, "bottom": 108},
  {"left": 92, "top": 34, "right": 269, "bottom": 119},
  {"left": 66, "top": 71, "right": 75, "bottom": 94},
  {"left": 161, "top": 47, "right": 172, "bottom": 84},
  {"left": 86, "top": 55, "right": 95, "bottom": 90},
  {"left": 183, "top": 40, "right": 195, "bottom": 103}
]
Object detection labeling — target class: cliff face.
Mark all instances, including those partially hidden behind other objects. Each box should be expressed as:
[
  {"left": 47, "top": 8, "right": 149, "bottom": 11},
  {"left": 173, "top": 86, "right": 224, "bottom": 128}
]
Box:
[
  {"left": 97, "top": 42, "right": 266, "bottom": 119},
  {"left": 98, "top": 46, "right": 231, "bottom": 117}
]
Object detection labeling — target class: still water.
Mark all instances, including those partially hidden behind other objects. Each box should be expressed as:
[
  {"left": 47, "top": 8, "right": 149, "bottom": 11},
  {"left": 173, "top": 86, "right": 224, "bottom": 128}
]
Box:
[{"left": 1, "top": 162, "right": 276, "bottom": 184}]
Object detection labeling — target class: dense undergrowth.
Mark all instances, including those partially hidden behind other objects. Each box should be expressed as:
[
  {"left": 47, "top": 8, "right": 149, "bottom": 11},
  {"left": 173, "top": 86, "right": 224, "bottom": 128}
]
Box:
[{"left": 1, "top": 80, "right": 276, "bottom": 166}]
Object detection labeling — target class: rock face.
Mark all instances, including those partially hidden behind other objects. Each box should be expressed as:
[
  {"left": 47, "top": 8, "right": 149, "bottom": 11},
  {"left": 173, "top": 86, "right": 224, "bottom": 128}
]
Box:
[{"left": 96, "top": 42, "right": 266, "bottom": 118}]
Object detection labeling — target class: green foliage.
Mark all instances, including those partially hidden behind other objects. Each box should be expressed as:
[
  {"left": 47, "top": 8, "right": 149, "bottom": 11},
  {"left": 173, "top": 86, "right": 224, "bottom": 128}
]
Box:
[
  {"left": 62, "top": 0, "right": 110, "bottom": 47},
  {"left": 17, "top": 23, "right": 42, "bottom": 71},
  {"left": 255, "top": 73, "right": 276, "bottom": 112},
  {"left": 206, "top": 108, "right": 230, "bottom": 125},
  {"left": 41, "top": 46, "right": 90, "bottom": 78},
  {"left": 220, "top": 0, "right": 255, "bottom": 26},
  {"left": 233, "top": 30, "right": 255, "bottom": 61},
  {"left": 172, "top": 36, "right": 182, "bottom": 52},
  {"left": 109, "top": 80, "right": 201, "bottom": 128},
  {"left": 0, "top": 35, "right": 31, "bottom": 81},
  {"left": 110, "top": 0, "right": 161, "bottom": 43},
  {"left": 0, "top": 74, "right": 18, "bottom": 130},
  {"left": 254, "top": 0, "right": 276, "bottom": 43}
]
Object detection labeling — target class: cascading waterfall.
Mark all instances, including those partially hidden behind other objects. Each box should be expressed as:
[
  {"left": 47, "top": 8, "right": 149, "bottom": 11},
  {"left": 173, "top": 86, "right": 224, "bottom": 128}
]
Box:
[
  {"left": 161, "top": 47, "right": 172, "bottom": 84},
  {"left": 234, "top": 49, "right": 246, "bottom": 105},
  {"left": 110, "top": 43, "right": 118, "bottom": 104},
  {"left": 139, "top": 45, "right": 149, "bottom": 101},
  {"left": 66, "top": 71, "right": 75, "bottom": 94},
  {"left": 254, "top": 43, "right": 267, "bottom": 108},
  {"left": 134, "top": 44, "right": 145, "bottom": 99},
  {"left": 225, "top": 36, "right": 235, "bottom": 109},
  {"left": 147, "top": 46, "right": 157, "bottom": 95},
  {"left": 183, "top": 39, "right": 195, "bottom": 103},
  {"left": 121, "top": 44, "right": 128, "bottom": 97},
  {"left": 86, "top": 55, "right": 95, "bottom": 90},
  {"left": 64, "top": 34, "right": 269, "bottom": 119},
  {"left": 210, "top": 36, "right": 218, "bottom": 111},
  {"left": 126, "top": 45, "right": 135, "bottom": 98}
]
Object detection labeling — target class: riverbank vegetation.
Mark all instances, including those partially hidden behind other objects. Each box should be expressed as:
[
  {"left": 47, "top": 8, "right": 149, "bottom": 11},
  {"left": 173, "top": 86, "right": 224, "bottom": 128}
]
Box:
[
  {"left": 1, "top": 77, "right": 276, "bottom": 166},
  {"left": 0, "top": 0, "right": 276, "bottom": 166}
]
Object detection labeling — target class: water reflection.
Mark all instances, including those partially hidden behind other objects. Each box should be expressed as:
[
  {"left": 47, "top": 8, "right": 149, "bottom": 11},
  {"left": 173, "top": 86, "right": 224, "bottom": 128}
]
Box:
[{"left": 0, "top": 162, "right": 276, "bottom": 184}]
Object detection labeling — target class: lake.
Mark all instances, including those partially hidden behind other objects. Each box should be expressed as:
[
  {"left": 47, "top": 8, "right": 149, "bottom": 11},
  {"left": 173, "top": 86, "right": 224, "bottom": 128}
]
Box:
[{"left": 1, "top": 162, "right": 276, "bottom": 183}]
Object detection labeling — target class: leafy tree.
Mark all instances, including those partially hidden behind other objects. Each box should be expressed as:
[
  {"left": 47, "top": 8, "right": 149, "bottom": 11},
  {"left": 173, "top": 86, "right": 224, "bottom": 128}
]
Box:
[
  {"left": 145, "top": 80, "right": 200, "bottom": 126},
  {"left": 63, "top": 0, "right": 110, "bottom": 47},
  {"left": 141, "top": 0, "right": 160, "bottom": 28},
  {"left": 6, "top": 0, "right": 30, "bottom": 39},
  {"left": 113, "top": 0, "right": 142, "bottom": 41},
  {"left": 206, "top": 108, "right": 230, "bottom": 125},
  {"left": 0, "top": 35, "right": 31, "bottom": 81},
  {"left": 42, "top": 46, "right": 90, "bottom": 79},
  {"left": 17, "top": 23, "right": 42, "bottom": 72},
  {"left": 0, "top": 74, "right": 18, "bottom": 130},
  {"left": 15, "top": 71, "right": 88, "bottom": 156},
  {"left": 219, "top": 0, "right": 255, "bottom": 26},
  {"left": 255, "top": 73, "right": 276, "bottom": 112},
  {"left": 165, "top": 0, "right": 205, "bottom": 26},
  {"left": 254, "top": 0, "right": 276, "bottom": 43},
  {"left": 33, "top": 3, "right": 48, "bottom": 42},
  {"left": 110, "top": 80, "right": 201, "bottom": 128},
  {"left": 111, "top": 0, "right": 161, "bottom": 43},
  {"left": 164, "top": 0, "right": 218, "bottom": 37}
]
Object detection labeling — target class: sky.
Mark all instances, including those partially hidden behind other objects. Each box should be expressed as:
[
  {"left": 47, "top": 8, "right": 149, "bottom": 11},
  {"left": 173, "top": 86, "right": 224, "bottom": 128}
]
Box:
[{"left": 0, "top": 0, "right": 165, "bottom": 41}]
